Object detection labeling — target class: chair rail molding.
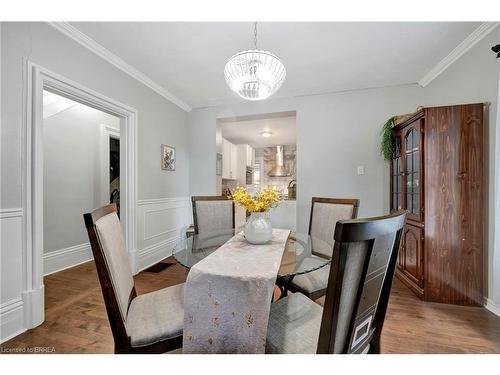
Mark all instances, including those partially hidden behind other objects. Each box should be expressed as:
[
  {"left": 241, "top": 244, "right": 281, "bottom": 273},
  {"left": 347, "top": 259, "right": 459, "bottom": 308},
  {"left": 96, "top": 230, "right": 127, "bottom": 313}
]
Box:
[
  {"left": 419, "top": 22, "right": 500, "bottom": 87},
  {"left": 47, "top": 22, "right": 191, "bottom": 112},
  {"left": 22, "top": 61, "right": 139, "bottom": 332}
]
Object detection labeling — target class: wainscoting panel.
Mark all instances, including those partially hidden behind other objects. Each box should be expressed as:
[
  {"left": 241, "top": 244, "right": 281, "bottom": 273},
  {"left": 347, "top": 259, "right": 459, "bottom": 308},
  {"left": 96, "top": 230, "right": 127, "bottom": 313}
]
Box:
[
  {"left": 0, "top": 298, "right": 25, "bottom": 344},
  {"left": 137, "top": 197, "right": 192, "bottom": 271},
  {"left": 0, "top": 208, "right": 25, "bottom": 343}
]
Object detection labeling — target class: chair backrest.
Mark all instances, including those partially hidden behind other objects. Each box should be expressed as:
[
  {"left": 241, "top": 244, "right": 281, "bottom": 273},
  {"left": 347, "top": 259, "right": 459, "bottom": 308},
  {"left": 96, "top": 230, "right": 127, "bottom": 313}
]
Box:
[
  {"left": 309, "top": 197, "right": 359, "bottom": 258},
  {"left": 317, "top": 210, "right": 406, "bottom": 354},
  {"left": 83, "top": 204, "right": 136, "bottom": 348},
  {"left": 191, "top": 196, "right": 235, "bottom": 234}
]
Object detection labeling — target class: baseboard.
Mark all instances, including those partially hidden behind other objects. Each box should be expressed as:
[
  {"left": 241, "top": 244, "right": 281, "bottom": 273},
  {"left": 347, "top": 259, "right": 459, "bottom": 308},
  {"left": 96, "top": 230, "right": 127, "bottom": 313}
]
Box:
[
  {"left": 43, "top": 243, "right": 93, "bottom": 276},
  {"left": 484, "top": 297, "right": 500, "bottom": 317},
  {"left": 0, "top": 298, "right": 26, "bottom": 344},
  {"left": 21, "top": 285, "right": 45, "bottom": 330},
  {"left": 137, "top": 236, "right": 181, "bottom": 272}
]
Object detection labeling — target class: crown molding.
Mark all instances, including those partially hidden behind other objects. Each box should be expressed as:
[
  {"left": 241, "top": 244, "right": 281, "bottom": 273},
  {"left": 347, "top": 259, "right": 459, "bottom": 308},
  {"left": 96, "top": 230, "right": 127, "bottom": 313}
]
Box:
[
  {"left": 419, "top": 22, "right": 500, "bottom": 87},
  {"left": 47, "top": 22, "right": 191, "bottom": 112}
]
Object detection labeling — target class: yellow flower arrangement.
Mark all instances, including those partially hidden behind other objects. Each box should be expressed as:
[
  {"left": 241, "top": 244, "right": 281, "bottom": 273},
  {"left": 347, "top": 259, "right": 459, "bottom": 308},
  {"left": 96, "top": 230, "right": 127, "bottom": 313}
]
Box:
[{"left": 231, "top": 187, "right": 281, "bottom": 213}]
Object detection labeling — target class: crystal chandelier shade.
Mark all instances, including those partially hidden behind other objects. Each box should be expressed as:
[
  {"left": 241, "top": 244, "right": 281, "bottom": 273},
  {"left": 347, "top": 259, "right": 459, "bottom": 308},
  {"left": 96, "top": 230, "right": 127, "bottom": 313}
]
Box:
[{"left": 224, "top": 24, "right": 286, "bottom": 101}]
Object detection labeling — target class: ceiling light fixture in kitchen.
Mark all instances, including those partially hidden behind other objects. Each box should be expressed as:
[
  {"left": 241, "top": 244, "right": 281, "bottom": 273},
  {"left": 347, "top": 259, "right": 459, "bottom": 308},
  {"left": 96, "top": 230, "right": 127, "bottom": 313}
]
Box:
[
  {"left": 224, "top": 22, "right": 286, "bottom": 101},
  {"left": 260, "top": 131, "right": 273, "bottom": 138}
]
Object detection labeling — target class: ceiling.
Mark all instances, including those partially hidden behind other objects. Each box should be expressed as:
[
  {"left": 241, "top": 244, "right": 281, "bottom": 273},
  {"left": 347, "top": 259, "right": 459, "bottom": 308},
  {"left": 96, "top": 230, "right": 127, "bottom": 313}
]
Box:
[
  {"left": 70, "top": 22, "right": 481, "bottom": 109},
  {"left": 220, "top": 115, "right": 296, "bottom": 148},
  {"left": 43, "top": 90, "right": 79, "bottom": 119}
]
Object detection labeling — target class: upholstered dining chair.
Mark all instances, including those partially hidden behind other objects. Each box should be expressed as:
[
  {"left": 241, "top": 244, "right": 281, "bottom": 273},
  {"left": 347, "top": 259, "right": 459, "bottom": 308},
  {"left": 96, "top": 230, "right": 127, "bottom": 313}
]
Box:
[
  {"left": 282, "top": 197, "right": 359, "bottom": 300},
  {"left": 191, "top": 196, "right": 235, "bottom": 234},
  {"left": 83, "top": 204, "right": 184, "bottom": 353},
  {"left": 266, "top": 211, "right": 406, "bottom": 354}
]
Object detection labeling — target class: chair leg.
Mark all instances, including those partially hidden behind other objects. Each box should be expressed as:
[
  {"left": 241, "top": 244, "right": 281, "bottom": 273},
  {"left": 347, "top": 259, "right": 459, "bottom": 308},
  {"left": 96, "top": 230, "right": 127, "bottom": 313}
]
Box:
[{"left": 368, "top": 333, "right": 381, "bottom": 354}]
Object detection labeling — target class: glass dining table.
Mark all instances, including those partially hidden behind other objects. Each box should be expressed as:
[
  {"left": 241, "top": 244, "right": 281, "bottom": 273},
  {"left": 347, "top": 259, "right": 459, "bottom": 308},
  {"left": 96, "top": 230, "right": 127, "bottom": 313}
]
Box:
[{"left": 172, "top": 227, "right": 331, "bottom": 296}]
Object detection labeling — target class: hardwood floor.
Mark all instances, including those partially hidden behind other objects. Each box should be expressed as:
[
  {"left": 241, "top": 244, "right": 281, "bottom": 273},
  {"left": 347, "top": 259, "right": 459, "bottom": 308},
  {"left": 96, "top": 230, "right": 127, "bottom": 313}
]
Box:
[{"left": 1, "top": 258, "right": 499, "bottom": 354}]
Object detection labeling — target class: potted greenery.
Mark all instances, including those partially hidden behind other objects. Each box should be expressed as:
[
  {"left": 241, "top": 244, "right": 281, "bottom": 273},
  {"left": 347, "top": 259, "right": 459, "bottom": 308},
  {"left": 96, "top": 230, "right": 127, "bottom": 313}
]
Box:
[
  {"left": 231, "top": 187, "right": 281, "bottom": 244},
  {"left": 380, "top": 116, "right": 395, "bottom": 162}
]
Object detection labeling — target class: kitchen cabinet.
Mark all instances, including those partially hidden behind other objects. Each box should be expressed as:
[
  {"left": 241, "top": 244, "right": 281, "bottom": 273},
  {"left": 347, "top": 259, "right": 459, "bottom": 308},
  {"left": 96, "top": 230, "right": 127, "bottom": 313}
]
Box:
[
  {"left": 245, "top": 145, "right": 255, "bottom": 166},
  {"left": 230, "top": 143, "right": 237, "bottom": 179},
  {"left": 390, "top": 104, "right": 484, "bottom": 306},
  {"left": 236, "top": 144, "right": 255, "bottom": 185},
  {"left": 222, "top": 138, "right": 231, "bottom": 179},
  {"left": 222, "top": 138, "right": 238, "bottom": 179}
]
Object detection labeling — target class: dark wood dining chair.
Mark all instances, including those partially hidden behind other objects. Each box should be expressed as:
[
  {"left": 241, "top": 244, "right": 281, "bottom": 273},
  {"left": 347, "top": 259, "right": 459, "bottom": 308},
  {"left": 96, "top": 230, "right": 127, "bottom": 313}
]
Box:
[
  {"left": 266, "top": 210, "right": 406, "bottom": 354},
  {"left": 281, "top": 197, "right": 359, "bottom": 300},
  {"left": 191, "top": 196, "right": 235, "bottom": 234},
  {"left": 83, "top": 204, "right": 184, "bottom": 353}
]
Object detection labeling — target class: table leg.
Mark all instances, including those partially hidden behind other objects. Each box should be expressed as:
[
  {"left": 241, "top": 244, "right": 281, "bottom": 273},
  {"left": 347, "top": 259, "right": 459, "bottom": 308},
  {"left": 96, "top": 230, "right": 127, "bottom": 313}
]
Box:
[{"left": 276, "top": 275, "right": 295, "bottom": 300}]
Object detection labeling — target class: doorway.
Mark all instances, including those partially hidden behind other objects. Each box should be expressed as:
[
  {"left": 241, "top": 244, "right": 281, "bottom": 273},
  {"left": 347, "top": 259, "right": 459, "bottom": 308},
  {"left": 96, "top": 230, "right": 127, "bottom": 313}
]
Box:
[
  {"left": 216, "top": 111, "right": 297, "bottom": 230},
  {"left": 23, "top": 63, "right": 138, "bottom": 330},
  {"left": 42, "top": 90, "right": 121, "bottom": 276},
  {"left": 109, "top": 137, "right": 120, "bottom": 214}
]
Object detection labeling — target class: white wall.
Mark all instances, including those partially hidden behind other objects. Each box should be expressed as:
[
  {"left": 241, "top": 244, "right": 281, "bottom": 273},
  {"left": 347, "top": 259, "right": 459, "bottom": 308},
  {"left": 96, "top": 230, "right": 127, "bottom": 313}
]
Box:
[
  {"left": 0, "top": 22, "right": 191, "bottom": 342},
  {"left": 188, "top": 85, "right": 424, "bottom": 232},
  {"left": 42, "top": 103, "right": 120, "bottom": 275},
  {"left": 187, "top": 27, "right": 500, "bottom": 311},
  {"left": 1, "top": 22, "right": 190, "bottom": 209}
]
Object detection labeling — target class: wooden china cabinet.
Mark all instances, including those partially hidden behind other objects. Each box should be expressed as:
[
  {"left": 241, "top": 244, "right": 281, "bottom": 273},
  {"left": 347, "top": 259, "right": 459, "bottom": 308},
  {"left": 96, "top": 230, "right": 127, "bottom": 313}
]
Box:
[{"left": 390, "top": 104, "right": 484, "bottom": 306}]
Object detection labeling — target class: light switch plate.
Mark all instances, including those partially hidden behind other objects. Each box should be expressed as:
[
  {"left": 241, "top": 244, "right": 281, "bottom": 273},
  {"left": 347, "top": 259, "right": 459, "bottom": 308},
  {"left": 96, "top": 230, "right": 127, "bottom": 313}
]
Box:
[{"left": 357, "top": 166, "right": 365, "bottom": 175}]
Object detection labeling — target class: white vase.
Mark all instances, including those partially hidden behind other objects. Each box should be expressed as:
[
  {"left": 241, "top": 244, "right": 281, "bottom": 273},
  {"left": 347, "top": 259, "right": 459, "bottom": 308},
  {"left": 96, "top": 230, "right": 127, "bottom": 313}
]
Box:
[{"left": 244, "top": 212, "right": 273, "bottom": 244}]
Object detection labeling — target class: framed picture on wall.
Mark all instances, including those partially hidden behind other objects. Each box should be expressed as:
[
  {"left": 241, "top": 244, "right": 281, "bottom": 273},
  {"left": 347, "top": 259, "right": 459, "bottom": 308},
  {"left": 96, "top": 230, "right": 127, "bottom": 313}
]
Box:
[
  {"left": 161, "top": 144, "right": 176, "bottom": 171},
  {"left": 216, "top": 153, "right": 223, "bottom": 176}
]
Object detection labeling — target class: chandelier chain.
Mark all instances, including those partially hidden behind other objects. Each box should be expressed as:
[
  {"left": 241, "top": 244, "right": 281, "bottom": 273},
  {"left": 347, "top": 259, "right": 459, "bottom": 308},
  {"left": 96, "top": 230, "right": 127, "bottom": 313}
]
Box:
[{"left": 253, "top": 22, "right": 258, "bottom": 49}]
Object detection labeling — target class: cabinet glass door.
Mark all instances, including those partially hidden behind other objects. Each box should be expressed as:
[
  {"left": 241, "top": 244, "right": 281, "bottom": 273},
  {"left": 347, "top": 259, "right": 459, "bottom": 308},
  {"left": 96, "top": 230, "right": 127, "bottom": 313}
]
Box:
[
  {"left": 404, "top": 123, "right": 422, "bottom": 221},
  {"left": 391, "top": 135, "right": 403, "bottom": 211}
]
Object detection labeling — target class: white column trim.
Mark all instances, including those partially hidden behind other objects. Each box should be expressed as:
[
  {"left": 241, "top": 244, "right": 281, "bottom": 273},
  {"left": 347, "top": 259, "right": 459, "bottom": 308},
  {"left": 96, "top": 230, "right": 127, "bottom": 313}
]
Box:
[{"left": 492, "top": 68, "right": 500, "bottom": 309}]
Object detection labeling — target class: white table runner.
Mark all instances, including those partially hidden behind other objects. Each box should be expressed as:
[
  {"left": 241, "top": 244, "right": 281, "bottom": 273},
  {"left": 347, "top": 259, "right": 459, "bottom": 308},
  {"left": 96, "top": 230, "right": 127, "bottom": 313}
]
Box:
[{"left": 183, "top": 229, "right": 291, "bottom": 353}]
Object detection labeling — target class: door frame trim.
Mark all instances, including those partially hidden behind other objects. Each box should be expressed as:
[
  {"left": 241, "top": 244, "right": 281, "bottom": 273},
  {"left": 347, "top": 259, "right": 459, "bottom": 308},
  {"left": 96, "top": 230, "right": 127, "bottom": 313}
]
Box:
[{"left": 23, "top": 61, "right": 138, "bottom": 329}]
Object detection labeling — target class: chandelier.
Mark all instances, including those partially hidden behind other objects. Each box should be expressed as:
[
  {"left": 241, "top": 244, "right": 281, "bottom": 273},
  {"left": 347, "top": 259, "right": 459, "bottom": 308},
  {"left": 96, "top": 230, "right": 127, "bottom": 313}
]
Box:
[{"left": 224, "top": 22, "right": 286, "bottom": 101}]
